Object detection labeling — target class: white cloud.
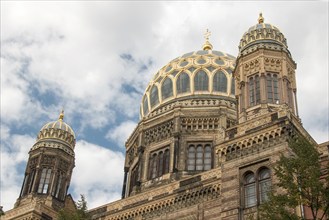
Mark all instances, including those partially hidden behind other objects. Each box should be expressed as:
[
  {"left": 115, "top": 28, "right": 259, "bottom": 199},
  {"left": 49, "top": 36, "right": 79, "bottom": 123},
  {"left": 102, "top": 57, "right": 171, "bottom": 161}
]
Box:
[
  {"left": 106, "top": 121, "right": 137, "bottom": 147},
  {"left": 0, "top": 129, "right": 35, "bottom": 211},
  {"left": 70, "top": 140, "right": 125, "bottom": 209}
]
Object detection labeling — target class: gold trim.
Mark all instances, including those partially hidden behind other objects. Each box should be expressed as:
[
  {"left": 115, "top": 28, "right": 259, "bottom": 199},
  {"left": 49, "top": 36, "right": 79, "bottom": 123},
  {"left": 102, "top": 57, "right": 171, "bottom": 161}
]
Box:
[
  {"left": 258, "top": 12, "right": 264, "bottom": 24},
  {"left": 202, "top": 29, "right": 213, "bottom": 50}
]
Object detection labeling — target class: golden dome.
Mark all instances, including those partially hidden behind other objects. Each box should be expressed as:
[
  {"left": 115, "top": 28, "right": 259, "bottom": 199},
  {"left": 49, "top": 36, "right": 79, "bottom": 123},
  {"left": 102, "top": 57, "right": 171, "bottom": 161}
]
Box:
[
  {"left": 141, "top": 50, "right": 236, "bottom": 118},
  {"left": 239, "top": 13, "right": 288, "bottom": 53},
  {"left": 36, "top": 110, "right": 76, "bottom": 149}
]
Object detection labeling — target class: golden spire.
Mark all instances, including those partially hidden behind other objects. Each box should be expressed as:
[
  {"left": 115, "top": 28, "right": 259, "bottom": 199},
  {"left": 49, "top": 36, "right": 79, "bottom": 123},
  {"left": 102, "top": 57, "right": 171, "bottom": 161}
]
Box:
[
  {"left": 59, "top": 109, "right": 64, "bottom": 121},
  {"left": 258, "top": 12, "right": 264, "bottom": 24},
  {"left": 202, "top": 29, "right": 213, "bottom": 51}
]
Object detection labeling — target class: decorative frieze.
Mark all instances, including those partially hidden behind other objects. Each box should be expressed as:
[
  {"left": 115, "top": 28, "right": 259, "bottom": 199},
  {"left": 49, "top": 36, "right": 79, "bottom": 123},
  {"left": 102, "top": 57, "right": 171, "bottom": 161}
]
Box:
[
  {"left": 146, "top": 98, "right": 236, "bottom": 119},
  {"left": 31, "top": 141, "right": 74, "bottom": 156},
  {"left": 216, "top": 125, "right": 291, "bottom": 162},
  {"left": 103, "top": 183, "right": 221, "bottom": 220},
  {"left": 238, "top": 115, "right": 272, "bottom": 135},
  {"left": 144, "top": 120, "right": 174, "bottom": 146},
  {"left": 181, "top": 117, "right": 220, "bottom": 132}
]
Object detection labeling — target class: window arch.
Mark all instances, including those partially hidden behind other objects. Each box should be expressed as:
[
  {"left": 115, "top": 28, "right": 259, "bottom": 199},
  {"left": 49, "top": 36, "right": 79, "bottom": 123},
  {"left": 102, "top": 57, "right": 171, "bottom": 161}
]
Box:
[
  {"left": 150, "top": 86, "right": 159, "bottom": 107},
  {"left": 187, "top": 145, "right": 196, "bottom": 171},
  {"left": 161, "top": 78, "right": 173, "bottom": 100},
  {"left": 244, "top": 172, "right": 256, "bottom": 208},
  {"left": 149, "top": 154, "right": 157, "bottom": 179},
  {"left": 164, "top": 149, "right": 170, "bottom": 174},
  {"left": 177, "top": 72, "right": 190, "bottom": 94},
  {"left": 259, "top": 168, "right": 271, "bottom": 203},
  {"left": 52, "top": 171, "right": 65, "bottom": 200},
  {"left": 143, "top": 96, "right": 149, "bottom": 116},
  {"left": 187, "top": 143, "right": 212, "bottom": 171},
  {"left": 266, "top": 73, "right": 279, "bottom": 103},
  {"left": 213, "top": 71, "right": 227, "bottom": 93},
  {"left": 231, "top": 77, "right": 235, "bottom": 95},
  {"left": 249, "top": 75, "right": 260, "bottom": 106},
  {"left": 243, "top": 167, "right": 271, "bottom": 208},
  {"left": 148, "top": 148, "right": 170, "bottom": 180},
  {"left": 194, "top": 70, "right": 208, "bottom": 91},
  {"left": 129, "top": 164, "right": 139, "bottom": 194},
  {"left": 37, "top": 168, "right": 52, "bottom": 194}
]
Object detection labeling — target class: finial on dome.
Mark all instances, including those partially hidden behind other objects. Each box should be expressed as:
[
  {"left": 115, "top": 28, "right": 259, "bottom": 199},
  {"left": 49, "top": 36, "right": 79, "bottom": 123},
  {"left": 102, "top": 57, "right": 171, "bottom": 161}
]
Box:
[
  {"left": 258, "top": 12, "right": 264, "bottom": 24},
  {"left": 59, "top": 109, "right": 64, "bottom": 121},
  {"left": 202, "top": 29, "right": 213, "bottom": 50}
]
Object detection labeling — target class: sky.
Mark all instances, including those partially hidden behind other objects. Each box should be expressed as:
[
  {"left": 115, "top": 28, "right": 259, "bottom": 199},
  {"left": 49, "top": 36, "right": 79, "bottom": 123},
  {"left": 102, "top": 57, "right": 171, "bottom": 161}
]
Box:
[{"left": 1, "top": 1, "right": 328, "bottom": 212}]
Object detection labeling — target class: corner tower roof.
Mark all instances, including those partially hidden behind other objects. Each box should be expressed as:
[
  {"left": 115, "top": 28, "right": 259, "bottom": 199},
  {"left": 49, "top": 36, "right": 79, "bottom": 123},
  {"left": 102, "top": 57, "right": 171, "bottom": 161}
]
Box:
[{"left": 239, "top": 13, "right": 288, "bottom": 53}]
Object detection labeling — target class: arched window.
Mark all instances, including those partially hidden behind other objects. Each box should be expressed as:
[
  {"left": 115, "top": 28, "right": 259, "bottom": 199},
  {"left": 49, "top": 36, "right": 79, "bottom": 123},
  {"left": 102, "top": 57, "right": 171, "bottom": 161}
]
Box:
[
  {"left": 231, "top": 77, "right": 235, "bottom": 95},
  {"left": 148, "top": 148, "right": 170, "bottom": 180},
  {"left": 129, "top": 165, "right": 139, "bottom": 195},
  {"left": 143, "top": 96, "right": 149, "bottom": 115},
  {"left": 204, "top": 145, "right": 212, "bottom": 170},
  {"left": 161, "top": 78, "right": 173, "bottom": 100},
  {"left": 266, "top": 73, "right": 279, "bottom": 103},
  {"left": 177, "top": 72, "right": 190, "bottom": 94},
  {"left": 213, "top": 71, "right": 227, "bottom": 93},
  {"left": 244, "top": 172, "right": 256, "bottom": 208},
  {"left": 28, "top": 170, "right": 36, "bottom": 193},
  {"left": 150, "top": 154, "right": 157, "bottom": 179},
  {"left": 249, "top": 75, "right": 260, "bottom": 106},
  {"left": 194, "top": 70, "right": 208, "bottom": 91},
  {"left": 187, "top": 143, "right": 212, "bottom": 171},
  {"left": 164, "top": 149, "right": 170, "bottom": 174},
  {"left": 187, "top": 146, "right": 196, "bottom": 171},
  {"left": 243, "top": 168, "right": 271, "bottom": 208},
  {"left": 158, "top": 152, "right": 164, "bottom": 176},
  {"left": 150, "top": 86, "right": 159, "bottom": 107},
  {"left": 196, "top": 145, "right": 203, "bottom": 171},
  {"left": 38, "top": 168, "right": 52, "bottom": 194},
  {"left": 259, "top": 168, "right": 271, "bottom": 203},
  {"left": 20, "top": 174, "right": 29, "bottom": 197},
  {"left": 52, "top": 171, "right": 64, "bottom": 199}
]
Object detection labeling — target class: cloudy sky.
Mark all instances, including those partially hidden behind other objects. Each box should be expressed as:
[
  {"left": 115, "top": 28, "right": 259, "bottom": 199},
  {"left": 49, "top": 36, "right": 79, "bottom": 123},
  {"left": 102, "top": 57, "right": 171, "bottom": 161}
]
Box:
[{"left": 1, "top": 1, "right": 328, "bottom": 211}]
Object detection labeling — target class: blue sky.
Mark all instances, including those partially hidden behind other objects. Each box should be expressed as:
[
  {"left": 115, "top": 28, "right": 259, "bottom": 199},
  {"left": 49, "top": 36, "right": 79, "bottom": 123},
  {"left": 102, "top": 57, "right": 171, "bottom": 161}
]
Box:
[{"left": 1, "top": 1, "right": 328, "bottom": 211}]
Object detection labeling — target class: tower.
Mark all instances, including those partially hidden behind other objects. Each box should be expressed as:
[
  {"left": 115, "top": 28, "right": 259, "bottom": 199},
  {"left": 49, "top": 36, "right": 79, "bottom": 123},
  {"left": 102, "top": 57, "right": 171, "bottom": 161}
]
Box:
[
  {"left": 5, "top": 111, "right": 76, "bottom": 219},
  {"left": 121, "top": 31, "right": 237, "bottom": 199},
  {"left": 235, "top": 13, "right": 298, "bottom": 123}
]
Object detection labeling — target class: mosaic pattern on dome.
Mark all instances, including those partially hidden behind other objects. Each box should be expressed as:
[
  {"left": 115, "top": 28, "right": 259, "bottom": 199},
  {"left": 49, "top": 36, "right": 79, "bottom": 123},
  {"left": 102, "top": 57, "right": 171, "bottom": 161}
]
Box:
[{"left": 141, "top": 50, "right": 236, "bottom": 117}]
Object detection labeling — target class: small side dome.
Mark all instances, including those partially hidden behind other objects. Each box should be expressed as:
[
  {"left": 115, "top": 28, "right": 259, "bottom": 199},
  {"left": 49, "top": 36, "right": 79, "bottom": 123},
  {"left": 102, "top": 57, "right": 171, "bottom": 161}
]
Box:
[
  {"left": 40, "top": 112, "right": 75, "bottom": 138},
  {"left": 239, "top": 13, "right": 288, "bottom": 53},
  {"left": 37, "top": 110, "right": 76, "bottom": 149}
]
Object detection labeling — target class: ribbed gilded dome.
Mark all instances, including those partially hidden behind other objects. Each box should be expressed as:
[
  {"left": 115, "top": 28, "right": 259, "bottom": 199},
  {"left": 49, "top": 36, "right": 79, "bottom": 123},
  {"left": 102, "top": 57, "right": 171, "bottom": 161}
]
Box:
[
  {"left": 39, "top": 110, "right": 75, "bottom": 137},
  {"left": 239, "top": 13, "right": 287, "bottom": 53},
  {"left": 141, "top": 49, "right": 236, "bottom": 118},
  {"left": 36, "top": 111, "right": 76, "bottom": 149}
]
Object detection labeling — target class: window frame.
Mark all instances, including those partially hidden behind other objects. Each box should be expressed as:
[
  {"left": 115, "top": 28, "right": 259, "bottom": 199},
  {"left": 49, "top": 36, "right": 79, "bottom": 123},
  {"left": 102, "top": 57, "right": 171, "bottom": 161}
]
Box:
[
  {"left": 161, "top": 77, "right": 173, "bottom": 100},
  {"left": 213, "top": 70, "right": 228, "bottom": 93},
  {"left": 242, "top": 167, "right": 271, "bottom": 208},
  {"left": 187, "top": 142, "right": 213, "bottom": 172},
  {"left": 194, "top": 70, "right": 209, "bottom": 92},
  {"left": 37, "top": 168, "right": 52, "bottom": 194},
  {"left": 266, "top": 73, "right": 279, "bottom": 104},
  {"left": 176, "top": 71, "right": 190, "bottom": 94},
  {"left": 248, "top": 74, "right": 260, "bottom": 106},
  {"left": 148, "top": 147, "right": 170, "bottom": 180}
]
